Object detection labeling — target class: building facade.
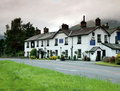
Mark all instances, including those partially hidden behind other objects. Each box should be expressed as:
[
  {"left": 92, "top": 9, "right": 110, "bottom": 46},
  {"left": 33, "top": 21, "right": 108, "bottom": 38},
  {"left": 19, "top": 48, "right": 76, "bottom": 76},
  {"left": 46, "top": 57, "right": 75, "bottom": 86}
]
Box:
[{"left": 24, "top": 17, "right": 120, "bottom": 61}]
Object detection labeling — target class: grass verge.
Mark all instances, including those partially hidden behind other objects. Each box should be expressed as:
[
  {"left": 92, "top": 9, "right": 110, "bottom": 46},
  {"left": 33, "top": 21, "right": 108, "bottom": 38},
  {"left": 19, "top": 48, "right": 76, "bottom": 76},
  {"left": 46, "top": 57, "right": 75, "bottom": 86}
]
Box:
[
  {"left": 96, "top": 62, "right": 120, "bottom": 67},
  {"left": 0, "top": 60, "right": 120, "bottom": 91}
]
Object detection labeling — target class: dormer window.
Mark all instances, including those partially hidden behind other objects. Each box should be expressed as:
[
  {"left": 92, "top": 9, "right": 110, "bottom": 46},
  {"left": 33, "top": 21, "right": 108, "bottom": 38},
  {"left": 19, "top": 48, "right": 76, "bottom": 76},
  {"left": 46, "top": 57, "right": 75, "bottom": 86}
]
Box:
[
  {"left": 104, "top": 35, "right": 108, "bottom": 43},
  {"left": 55, "top": 39, "right": 58, "bottom": 46},
  {"left": 65, "top": 37, "right": 68, "bottom": 45},
  {"left": 47, "top": 40, "right": 49, "bottom": 46},
  {"left": 77, "top": 36, "right": 81, "bottom": 44},
  {"left": 31, "top": 41, "right": 35, "bottom": 48},
  {"left": 41, "top": 40, "right": 43, "bottom": 47},
  {"left": 97, "top": 34, "right": 101, "bottom": 43}
]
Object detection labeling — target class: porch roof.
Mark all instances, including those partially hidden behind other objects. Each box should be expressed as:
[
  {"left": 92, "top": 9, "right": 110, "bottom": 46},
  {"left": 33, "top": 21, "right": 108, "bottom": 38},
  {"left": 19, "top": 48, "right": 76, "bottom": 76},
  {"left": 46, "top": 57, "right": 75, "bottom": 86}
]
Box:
[{"left": 89, "top": 47, "right": 102, "bottom": 53}]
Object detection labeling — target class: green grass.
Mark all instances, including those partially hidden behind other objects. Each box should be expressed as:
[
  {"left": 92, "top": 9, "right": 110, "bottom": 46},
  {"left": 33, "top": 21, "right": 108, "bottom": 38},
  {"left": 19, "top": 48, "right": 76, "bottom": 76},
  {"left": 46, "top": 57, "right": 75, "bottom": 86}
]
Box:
[
  {"left": 96, "top": 62, "right": 120, "bottom": 67},
  {"left": 0, "top": 61, "right": 120, "bottom": 91}
]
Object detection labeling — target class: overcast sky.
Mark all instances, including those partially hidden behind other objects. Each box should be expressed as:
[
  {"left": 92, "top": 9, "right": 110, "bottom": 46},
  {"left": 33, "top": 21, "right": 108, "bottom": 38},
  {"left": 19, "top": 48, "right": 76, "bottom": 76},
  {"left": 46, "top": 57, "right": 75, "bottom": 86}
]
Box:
[{"left": 0, "top": 0, "right": 120, "bottom": 34}]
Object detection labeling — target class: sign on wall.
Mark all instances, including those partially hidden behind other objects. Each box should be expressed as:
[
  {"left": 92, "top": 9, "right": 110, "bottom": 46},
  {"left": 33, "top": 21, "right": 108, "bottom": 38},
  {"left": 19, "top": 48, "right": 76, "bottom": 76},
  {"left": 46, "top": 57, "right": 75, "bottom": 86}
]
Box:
[{"left": 59, "top": 39, "right": 64, "bottom": 43}]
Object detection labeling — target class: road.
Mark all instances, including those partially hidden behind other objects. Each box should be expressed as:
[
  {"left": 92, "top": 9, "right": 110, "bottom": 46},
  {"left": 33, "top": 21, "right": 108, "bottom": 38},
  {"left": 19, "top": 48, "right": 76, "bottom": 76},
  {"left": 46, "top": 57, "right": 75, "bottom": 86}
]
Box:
[{"left": 0, "top": 58, "right": 120, "bottom": 84}]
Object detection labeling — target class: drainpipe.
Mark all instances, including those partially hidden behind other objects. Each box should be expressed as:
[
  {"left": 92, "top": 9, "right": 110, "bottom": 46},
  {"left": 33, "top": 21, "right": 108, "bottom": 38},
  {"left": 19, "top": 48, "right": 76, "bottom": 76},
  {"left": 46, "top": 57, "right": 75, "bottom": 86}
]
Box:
[{"left": 71, "top": 37, "right": 73, "bottom": 59}]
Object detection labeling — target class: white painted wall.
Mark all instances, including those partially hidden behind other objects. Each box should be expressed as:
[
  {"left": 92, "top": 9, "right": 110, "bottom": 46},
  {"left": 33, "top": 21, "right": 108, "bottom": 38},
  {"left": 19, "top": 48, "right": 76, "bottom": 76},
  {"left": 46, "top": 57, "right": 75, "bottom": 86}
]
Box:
[{"left": 24, "top": 28, "right": 117, "bottom": 61}]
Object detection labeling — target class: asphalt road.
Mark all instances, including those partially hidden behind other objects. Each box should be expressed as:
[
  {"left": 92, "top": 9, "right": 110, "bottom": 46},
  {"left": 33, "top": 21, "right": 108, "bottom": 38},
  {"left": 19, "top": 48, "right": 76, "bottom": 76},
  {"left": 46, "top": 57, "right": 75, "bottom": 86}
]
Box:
[{"left": 0, "top": 58, "right": 120, "bottom": 84}]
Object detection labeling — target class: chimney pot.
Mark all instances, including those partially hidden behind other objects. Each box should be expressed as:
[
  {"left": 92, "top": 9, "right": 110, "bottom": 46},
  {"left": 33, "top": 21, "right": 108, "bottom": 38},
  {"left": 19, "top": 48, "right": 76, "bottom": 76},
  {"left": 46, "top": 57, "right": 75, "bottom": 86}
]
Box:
[{"left": 44, "top": 27, "right": 49, "bottom": 34}]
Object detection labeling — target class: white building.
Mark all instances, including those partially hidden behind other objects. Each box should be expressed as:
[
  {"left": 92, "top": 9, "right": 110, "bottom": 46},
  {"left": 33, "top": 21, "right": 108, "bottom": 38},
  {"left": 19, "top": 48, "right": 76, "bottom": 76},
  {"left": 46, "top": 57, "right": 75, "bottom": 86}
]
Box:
[{"left": 24, "top": 16, "right": 120, "bottom": 61}]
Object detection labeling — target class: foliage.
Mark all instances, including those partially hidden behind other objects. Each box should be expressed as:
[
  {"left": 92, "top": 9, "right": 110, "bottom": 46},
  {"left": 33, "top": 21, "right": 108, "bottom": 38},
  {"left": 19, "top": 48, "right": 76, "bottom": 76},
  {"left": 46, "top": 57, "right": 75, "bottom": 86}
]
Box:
[
  {"left": 49, "top": 56, "right": 58, "bottom": 60},
  {"left": 58, "top": 56, "right": 60, "bottom": 59},
  {"left": 0, "top": 39, "right": 5, "bottom": 56},
  {"left": 84, "top": 56, "right": 91, "bottom": 61},
  {"left": 4, "top": 18, "right": 40, "bottom": 56},
  {"left": 96, "top": 62, "right": 120, "bottom": 67},
  {"left": 30, "top": 56, "right": 36, "bottom": 59},
  {"left": 0, "top": 61, "right": 120, "bottom": 91},
  {"left": 30, "top": 48, "right": 37, "bottom": 59},
  {"left": 103, "top": 56, "right": 115, "bottom": 63},
  {"left": 60, "top": 55, "right": 65, "bottom": 61},
  {"left": 115, "top": 54, "right": 120, "bottom": 65},
  {"left": 109, "top": 56, "right": 115, "bottom": 63}
]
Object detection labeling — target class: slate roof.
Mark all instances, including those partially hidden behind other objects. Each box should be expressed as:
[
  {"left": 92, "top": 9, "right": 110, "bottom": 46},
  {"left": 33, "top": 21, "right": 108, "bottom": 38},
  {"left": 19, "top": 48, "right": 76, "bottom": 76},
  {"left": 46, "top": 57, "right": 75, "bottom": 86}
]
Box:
[
  {"left": 106, "top": 28, "right": 116, "bottom": 34},
  {"left": 25, "top": 25, "right": 117, "bottom": 41},
  {"left": 38, "top": 32, "right": 56, "bottom": 40},
  {"left": 89, "top": 47, "right": 102, "bottom": 53},
  {"left": 25, "top": 34, "right": 44, "bottom": 41},
  {"left": 102, "top": 43, "right": 120, "bottom": 50}
]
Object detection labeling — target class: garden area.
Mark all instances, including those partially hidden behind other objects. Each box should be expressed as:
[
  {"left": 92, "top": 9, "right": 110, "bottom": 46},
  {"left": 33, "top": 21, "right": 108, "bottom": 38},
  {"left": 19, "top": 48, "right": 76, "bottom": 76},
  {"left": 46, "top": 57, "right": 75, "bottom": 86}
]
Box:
[
  {"left": 96, "top": 54, "right": 120, "bottom": 67},
  {"left": 0, "top": 60, "right": 120, "bottom": 91}
]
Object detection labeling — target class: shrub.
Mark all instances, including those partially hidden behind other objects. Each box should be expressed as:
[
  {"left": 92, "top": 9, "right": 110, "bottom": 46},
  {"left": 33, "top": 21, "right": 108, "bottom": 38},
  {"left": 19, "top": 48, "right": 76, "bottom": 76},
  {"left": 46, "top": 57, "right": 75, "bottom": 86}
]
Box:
[
  {"left": 109, "top": 56, "right": 115, "bottom": 63},
  {"left": 60, "top": 55, "right": 65, "bottom": 61},
  {"left": 30, "top": 56, "right": 36, "bottom": 59},
  {"left": 102, "top": 57, "right": 110, "bottom": 63},
  {"left": 58, "top": 56, "right": 60, "bottom": 59},
  {"left": 84, "top": 56, "right": 91, "bottom": 61},
  {"left": 30, "top": 48, "right": 37, "bottom": 59},
  {"left": 49, "top": 56, "right": 58, "bottom": 60},
  {"left": 115, "top": 54, "right": 120, "bottom": 65}
]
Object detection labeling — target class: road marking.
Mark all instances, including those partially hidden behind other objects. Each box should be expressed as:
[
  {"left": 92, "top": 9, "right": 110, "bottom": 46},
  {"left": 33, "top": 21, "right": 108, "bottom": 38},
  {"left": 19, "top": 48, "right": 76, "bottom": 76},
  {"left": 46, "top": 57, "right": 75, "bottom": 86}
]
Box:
[{"left": 56, "top": 68, "right": 78, "bottom": 72}]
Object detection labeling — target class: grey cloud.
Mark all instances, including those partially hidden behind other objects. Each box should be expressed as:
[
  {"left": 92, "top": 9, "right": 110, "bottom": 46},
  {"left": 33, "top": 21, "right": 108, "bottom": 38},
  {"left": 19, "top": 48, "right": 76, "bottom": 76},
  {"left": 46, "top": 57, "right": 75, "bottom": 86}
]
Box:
[{"left": 0, "top": 0, "right": 120, "bottom": 34}]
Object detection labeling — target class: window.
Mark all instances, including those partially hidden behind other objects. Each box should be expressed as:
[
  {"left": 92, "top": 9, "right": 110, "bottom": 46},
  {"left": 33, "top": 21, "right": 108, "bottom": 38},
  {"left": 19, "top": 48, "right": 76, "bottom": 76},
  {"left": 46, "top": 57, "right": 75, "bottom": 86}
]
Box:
[
  {"left": 41, "top": 40, "right": 43, "bottom": 47},
  {"left": 104, "top": 35, "right": 108, "bottom": 43},
  {"left": 97, "top": 34, "right": 101, "bottom": 43},
  {"left": 47, "top": 40, "right": 49, "bottom": 46},
  {"left": 31, "top": 41, "right": 35, "bottom": 48},
  {"left": 115, "top": 36, "right": 118, "bottom": 44},
  {"left": 55, "top": 39, "right": 58, "bottom": 46},
  {"left": 55, "top": 50, "right": 58, "bottom": 56},
  {"left": 65, "top": 37, "right": 68, "bottom": 45},
  {"left": 37, "top": 41, "right": 39, "bottom": 47},
  {"left": 78, "top": 49, "right": 81, "bottom": 58},
  {"left": 77, "top": 36, "right": 81, "bottom": 44},
  {"left": 27, "top": 42, "right": 29, "bottom": 48}
]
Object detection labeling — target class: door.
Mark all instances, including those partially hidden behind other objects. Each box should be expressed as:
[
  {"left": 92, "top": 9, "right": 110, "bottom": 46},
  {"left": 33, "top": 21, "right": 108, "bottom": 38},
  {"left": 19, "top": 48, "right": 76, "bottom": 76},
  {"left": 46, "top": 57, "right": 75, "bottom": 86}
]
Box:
[{"left": 96, "top": 51, "right": 101, "bottom": 61}]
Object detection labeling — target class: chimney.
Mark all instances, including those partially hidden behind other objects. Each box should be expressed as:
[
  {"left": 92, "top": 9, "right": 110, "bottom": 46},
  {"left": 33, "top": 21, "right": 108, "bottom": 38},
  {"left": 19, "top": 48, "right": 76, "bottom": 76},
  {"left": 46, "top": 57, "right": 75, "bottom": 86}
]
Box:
[
  {"left": 62, "top": 24, "right": 69, "bottom": 30},
  {"left": 95, "top": 18, "right": 101, "bottom": 26},
  {"left": 35, "top": 27, "right": 41, "bottom": 35},
  {"left": 44, "top": 27, "right": 49, "bottom": 34},
  {"left": 81, "top": 15, "right": 87, "bottom": 28}
]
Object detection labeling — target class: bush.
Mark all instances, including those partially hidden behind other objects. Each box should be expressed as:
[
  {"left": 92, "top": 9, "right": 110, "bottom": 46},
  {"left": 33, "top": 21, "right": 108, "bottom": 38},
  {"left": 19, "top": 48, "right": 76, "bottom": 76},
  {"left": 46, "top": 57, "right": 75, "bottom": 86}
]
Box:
[
  {"left": 115, "top": 54, "right": 120, "bottom": 65},
  {"left": 102, "top": 57, "right": 110, "bottom": 63},
  {"left": 49, "top": 56, "right": 58, "bottom": 60},
  {"left": 84, "top": 56, "right": 91, "bottom": 61},
  {"left": 60, "top": 55, "right": 65, "bottom": 61},
  {"left": 109, "top": 56, "right": 115, "bottom": 63},
  {"left": 30, "top": 48, "right": 37, "bottom": 59},
  {"left": 30, "top": 56, "right": 36, "bottom": 59}
]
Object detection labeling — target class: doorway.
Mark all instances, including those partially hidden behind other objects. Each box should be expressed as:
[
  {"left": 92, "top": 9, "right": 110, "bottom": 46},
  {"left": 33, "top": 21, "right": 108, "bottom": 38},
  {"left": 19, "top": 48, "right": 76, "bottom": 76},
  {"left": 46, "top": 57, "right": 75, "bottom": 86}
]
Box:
[{"left": 96, "top": 51, "right": 101, "bottom": 61}]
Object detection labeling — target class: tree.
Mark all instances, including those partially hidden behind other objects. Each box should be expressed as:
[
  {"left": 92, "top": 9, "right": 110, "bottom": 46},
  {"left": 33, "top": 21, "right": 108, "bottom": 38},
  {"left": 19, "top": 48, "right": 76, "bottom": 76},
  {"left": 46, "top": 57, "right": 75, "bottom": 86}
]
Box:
[
  {"left": 0, "top": 39, "right": 5, "bottom": 56},
  {"left": 4, "top": 18, "right": 39, "bottom": 56}
]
